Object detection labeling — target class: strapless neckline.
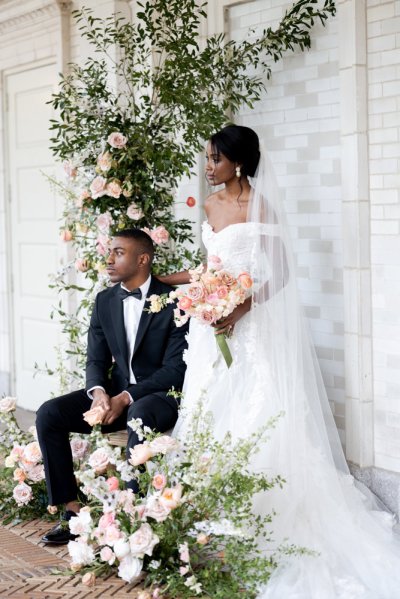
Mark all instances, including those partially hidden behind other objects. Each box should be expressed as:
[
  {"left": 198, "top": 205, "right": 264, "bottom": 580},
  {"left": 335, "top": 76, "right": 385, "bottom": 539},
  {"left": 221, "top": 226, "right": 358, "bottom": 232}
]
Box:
[{"left": 203, "top": 220, "right": 252, "bottom": 235}]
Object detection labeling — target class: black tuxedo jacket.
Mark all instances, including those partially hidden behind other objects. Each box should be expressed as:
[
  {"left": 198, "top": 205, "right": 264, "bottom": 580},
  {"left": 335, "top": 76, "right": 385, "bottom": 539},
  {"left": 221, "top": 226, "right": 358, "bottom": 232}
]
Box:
[{"left": 85, "top": 276, "right": 188, "bottom": 410}]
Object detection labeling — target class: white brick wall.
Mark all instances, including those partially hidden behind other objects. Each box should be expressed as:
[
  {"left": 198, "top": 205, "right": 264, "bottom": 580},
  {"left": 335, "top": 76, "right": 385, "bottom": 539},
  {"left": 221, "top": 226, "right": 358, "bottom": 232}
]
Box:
[{"left": 228, "top": 0, "right": 345, "bottom": 439}]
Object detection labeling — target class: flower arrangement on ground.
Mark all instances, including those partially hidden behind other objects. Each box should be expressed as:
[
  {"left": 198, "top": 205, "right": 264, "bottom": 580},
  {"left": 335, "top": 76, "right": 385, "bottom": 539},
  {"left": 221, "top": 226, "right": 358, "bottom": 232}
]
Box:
[
  {"left": 0, "top": 397, "right": 89, "bottom": 522},
  {"left": 66, "top": 402, "right": 306, "bottom": 597}
]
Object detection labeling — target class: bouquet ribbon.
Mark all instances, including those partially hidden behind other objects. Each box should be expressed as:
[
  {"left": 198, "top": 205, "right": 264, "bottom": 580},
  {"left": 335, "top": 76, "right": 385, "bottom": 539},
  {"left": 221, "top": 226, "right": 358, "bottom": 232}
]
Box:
[{"left": 215, "top": 333, "right": 233, "bottom": 368}]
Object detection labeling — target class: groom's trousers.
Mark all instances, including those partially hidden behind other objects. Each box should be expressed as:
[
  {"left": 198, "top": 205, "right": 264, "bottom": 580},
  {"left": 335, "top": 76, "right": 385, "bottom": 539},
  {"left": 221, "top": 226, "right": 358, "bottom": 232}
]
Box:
[{"left": 36, "top": 389, "right": 178, "bottom": 505}]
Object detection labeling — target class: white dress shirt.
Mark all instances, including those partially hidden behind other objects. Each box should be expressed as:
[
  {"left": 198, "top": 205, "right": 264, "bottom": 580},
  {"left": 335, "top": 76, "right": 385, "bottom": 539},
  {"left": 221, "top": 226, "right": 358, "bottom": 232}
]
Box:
[{"left": 88, "top": 275, "right": 152, "bottom": 402}]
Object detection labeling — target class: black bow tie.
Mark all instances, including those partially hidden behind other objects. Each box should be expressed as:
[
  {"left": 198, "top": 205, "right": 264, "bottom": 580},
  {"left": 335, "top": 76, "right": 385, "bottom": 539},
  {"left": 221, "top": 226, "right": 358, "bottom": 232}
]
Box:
[{"left": 119, "top": 287, "right": 142, "bottom": 300}]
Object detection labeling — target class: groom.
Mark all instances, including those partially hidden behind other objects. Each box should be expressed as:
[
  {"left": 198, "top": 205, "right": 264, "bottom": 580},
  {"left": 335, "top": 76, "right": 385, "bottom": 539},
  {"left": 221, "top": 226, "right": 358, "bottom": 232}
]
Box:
[{"left": 36, "top": 228, "right": 188, "bottom": 544}]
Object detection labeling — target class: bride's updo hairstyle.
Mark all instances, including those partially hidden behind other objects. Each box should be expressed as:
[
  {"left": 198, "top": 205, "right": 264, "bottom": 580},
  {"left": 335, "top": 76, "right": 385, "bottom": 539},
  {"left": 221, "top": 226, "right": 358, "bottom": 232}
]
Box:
[{"left": 210, "top": 124, "right": 260, "bottom": 177}]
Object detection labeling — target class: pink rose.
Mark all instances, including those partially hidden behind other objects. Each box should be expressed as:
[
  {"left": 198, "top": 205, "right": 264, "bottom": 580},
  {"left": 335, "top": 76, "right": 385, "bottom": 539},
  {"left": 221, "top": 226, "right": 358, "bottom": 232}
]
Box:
[
  {"left": 78, "top": 189, "right": 90, "bottom": 202},
  {"left": 186, "top": 283, "right": 204, "bottom": 301},
  {"left": 88, "top": 447, "right": 111, "bottom": 474},
  {"left": 149, "top": 436, "right": 180, "bottom": 455},
  {"left": 141, "top": 227, "right": 152, "bottom": 237},
  {"left": 97, "top": 151, "right": 113, "bottom": 172},
  {"left": 96, "top": 233, "right": 110, "bottom": 256},
  {"left": 13, "top": 482, "right": 33, "bottom": 506},
  {"left": 75, "top": 258, "right": 89, "bottom": 273},
  {"left": 98, "top": 511, "right": 115, "bottom": 530},
  {"left": 107, "top": 131, "right": 127, "bottom": 149},
  {"left": 104, "top": 524, "right": 123, "bottom": 546},
  {"left": 127, "top": 203, "right": 144, "bottom": 221},
  {"left": 106, "top": 476, "right": 119, "bottom": 492},
  {"left": 220, "top": 271, "right": 236, "bottom": 286},
  {"left": 106, "top": 180, "right": 122, "bottom": 199},
  {"left": 60, "top": 229, "right": 73, "bottom": 242},
  {"left": 179, "top": 566, "right": 189, "bottom": 576},
  {"left": 208, "top": 255, "right": 223, "bottom": 271},
  {"left": 178, "top": 296, "right": 192, "bottom": 311},
  {"left": 238, "top": 272, "right": 253, "bottom": 289},
  {"left": 81, "top": 572, "right": 96, "bottom": 587},
  {"left": 100, "top": 546, "right": 115, "bottom": 565},
  {"left": 152, "top": 473, "right": 167, "bottom": 491},
  {"left": 96, "top": 212, "right": 113, "bottom": 232},
  {"left": 23, "top": 441, "right": 42, "bottom": 465},
  {"left": 90, "top": 176, "right": 108, "bottom": 199},
  {"left": 83, "top": 405, "right": 106, "bottom": 426},
  {"left": 198, "top": 309, "right": 216, "bottom": 325},
  {"left": 216, "top": 286, "right": 228, "bottom": 299},
  {"left": 150, "top": 225, "right": 169, "bottom": 245},
  {"left": 159, "top": 483, "right": 183, "bottom": 510},
  {"left": 10, "top": 445, "right": 24, "bottom": 461},
  {"left": 205, "top": 292, "right": 219, "bottom": 306},
  {"left": 70, "top": 437, "right": 90, "bottom": 460},
  {"left": 129, "top": 442, "right": 154, "bottom": 466}
]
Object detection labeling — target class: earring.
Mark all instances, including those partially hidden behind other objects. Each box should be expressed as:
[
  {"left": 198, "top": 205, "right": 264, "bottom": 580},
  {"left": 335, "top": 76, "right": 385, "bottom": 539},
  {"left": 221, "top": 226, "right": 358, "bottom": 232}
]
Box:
[{"left": 236, "top": 166, "right": 241, "bottom": 178}]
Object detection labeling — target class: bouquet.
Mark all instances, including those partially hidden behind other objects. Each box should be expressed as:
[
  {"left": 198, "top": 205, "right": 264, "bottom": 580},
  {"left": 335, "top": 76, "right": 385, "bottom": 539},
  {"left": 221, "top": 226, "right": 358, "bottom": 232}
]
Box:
[
  {"left": 66, "top": 403, "right": 300, "bottom": 597},
  {"left": 149, "top": 257, "right": 253, "bottom": 368}
]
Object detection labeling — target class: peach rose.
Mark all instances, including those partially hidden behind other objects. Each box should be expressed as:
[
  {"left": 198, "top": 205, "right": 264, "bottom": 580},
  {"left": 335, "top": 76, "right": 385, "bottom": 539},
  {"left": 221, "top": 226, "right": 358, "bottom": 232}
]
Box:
[
  {"left": 198, "top": 309, "right": 216, "bottom": 325},
  {"left": 63, "top": 160, "right": 77, "bottom": 178},
  {"left": 150, "top": 225, "right": 169, "bottom": 245},
  {"left": 106, "top": 476, "right": 119, "bottom": 492},
  {"left": 220, "top": 271, "right": 236, "bottom": 286},
  {"left": 97, "top": 151, "right": 113, "bottom": 172},
  {"left": 127, "top": 203, "right": 144, "bottom": 220},
  {"left": 0, "top": 396, "right": 17, "bottom": 412},
  {"left": 13, "top": 468, "right": 26, "bottom": 483},
  {"left": 178, "top": 296, "right": 192, "bottom": 311},
  {"left": 90, "top": 176, "right": 107, "bottom": 199},
  {"left": 129, "top": 442, "right": 154, "bottom": 466},
  {"left": 216, "top": 286, "right": 228, "bottom": 299},
  {"left": 107, "top": 131, "right": 127, "bottom": 149},
  {"left": 100, "top": 546, "right": 115, "bottom": 565},
  {"left": 75, "top": 258, "right": 89, "bottom": 273},
  {"left": 144, "top": 496, "right": 171, "bottom": 522},
  {"left": 152, "top": 473, "right": 167, "bottom": 491},
  {"left": 81, "top": 572, "right": 96, "bottom": 588},
  {"left": 60, "top": 229, "right": 73, "bottom": 242},
  {"left": 78, "top": 189, "right": 91, "bottom": 202},
  {"left": 149, "top": 436, "right": 180, "bottom": 455},
  {"left": 83, "top": 405, "right": 106, "bottom": 426},
  {"left": 106, "top": 180, "right": 122, "bottom": 199},
  {"left": 186, "top": 283, "right": 204, "bottom": 301},
  {"left": 196, "top": 533, "right": 209, "bottom": 545},
  {"left": 159, "top": 483, "right": 183, "bottom": 510},
  {"left": 47, "top": 505, "right": 58, "bottom": 515},
  {"left": 13, "top": 482, "right": 33, "bottom": 506},
  {"left": 238, "top": 272, "right": 253, "bottom": 289}
]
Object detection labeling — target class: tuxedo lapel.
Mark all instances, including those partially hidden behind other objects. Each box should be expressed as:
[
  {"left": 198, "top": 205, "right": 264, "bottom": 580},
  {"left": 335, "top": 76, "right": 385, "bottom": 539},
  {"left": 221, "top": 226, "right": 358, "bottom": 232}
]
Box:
[
  {"left": 109, "top": 287, "right": 129, "bottom": 375},
  {"left": 133, "top": 276, "right": 160, "bottom": 356}
]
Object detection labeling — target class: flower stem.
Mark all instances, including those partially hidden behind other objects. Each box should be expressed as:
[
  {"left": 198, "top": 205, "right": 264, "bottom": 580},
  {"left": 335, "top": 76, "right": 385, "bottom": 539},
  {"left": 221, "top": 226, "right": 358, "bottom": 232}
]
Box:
[{"left": 215, "top": 333, "right": 233, "bottom": 368}]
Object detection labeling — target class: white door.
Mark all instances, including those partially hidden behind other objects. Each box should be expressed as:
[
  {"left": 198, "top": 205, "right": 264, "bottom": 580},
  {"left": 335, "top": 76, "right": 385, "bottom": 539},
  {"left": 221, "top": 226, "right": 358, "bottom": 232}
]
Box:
[{"left": 6, "top": 62, "right": 64, "bottom": 411}]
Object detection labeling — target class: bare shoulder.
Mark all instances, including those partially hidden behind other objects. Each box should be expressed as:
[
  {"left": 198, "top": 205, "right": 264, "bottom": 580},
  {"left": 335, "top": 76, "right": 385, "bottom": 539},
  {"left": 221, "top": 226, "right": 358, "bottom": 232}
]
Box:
[{"left": 205, "top": 190, "right": 223, "bottom": 216}]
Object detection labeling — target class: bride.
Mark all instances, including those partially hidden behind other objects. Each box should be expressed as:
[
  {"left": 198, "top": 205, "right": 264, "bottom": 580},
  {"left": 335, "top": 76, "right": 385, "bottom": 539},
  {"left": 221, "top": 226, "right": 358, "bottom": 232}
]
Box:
[{"left": 160, "top": 125, "right": 400, "bottom": 598}]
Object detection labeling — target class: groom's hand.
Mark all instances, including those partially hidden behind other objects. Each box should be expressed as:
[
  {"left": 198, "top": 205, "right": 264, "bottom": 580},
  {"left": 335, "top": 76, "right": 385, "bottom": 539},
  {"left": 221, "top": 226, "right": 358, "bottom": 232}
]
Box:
[
  {"left": 91, "top": 389, "right": 111, "bottom": 415},
  {"left": 101, "top": 391, "right": 131, "bottom": 425}
]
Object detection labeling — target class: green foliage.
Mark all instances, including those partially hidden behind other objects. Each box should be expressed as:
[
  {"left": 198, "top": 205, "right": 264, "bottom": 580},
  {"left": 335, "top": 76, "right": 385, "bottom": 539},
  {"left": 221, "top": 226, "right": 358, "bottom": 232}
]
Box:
[{"left": 45, "top": 0, "right": 336, "bottom": 393}]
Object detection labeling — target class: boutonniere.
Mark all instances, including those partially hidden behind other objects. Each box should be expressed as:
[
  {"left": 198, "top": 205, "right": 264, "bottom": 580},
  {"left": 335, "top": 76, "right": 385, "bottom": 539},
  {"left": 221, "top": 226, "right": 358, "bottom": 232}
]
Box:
[{"left": 146, "top": 293, "right": 173, "bottom": 313}]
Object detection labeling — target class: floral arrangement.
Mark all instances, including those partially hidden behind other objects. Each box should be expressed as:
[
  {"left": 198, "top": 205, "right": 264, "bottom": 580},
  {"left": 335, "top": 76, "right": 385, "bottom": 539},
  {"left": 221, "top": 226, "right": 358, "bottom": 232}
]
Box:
[
  {"left": 148, "top": 257, "right": 253, "bottom": 367},
  {"left": 0, "top": 397, "right": 89, "bottom": 522},
  {"left": 65, "top": 403, "right": 304, "bottom": 598}
]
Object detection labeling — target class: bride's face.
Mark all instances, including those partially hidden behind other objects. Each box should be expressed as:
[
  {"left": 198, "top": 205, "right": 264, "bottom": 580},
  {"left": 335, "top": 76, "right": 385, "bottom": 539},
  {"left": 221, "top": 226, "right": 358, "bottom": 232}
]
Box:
[{"left": 205, "top": 142, "right": 237, "bottom": 186}]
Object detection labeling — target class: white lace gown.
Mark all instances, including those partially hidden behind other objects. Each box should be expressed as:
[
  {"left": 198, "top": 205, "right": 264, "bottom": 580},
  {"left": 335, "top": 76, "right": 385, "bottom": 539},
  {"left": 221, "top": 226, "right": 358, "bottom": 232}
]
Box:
[{"left": 175, "top": 221, "right": 400, "bottom": 599}]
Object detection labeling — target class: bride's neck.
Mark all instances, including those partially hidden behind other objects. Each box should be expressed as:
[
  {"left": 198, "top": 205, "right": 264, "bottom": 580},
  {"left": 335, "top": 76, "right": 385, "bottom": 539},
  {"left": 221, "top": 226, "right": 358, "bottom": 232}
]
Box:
[{"left": 224, "top": 177, "right": 251, "bottom": 202}]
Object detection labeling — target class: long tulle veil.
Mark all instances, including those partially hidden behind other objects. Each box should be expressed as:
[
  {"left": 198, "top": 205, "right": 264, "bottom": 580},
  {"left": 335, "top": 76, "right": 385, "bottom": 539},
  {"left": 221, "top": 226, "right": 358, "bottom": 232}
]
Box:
[{"left": 246, "top": 144, "right": 400, "bottom": 598}]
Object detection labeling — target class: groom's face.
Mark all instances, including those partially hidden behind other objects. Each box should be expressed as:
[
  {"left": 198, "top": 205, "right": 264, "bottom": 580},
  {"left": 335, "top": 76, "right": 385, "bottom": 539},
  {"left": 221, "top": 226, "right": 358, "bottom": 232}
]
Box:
[{"left": 106, "top": 236, "right": 149, "bottom": 285}]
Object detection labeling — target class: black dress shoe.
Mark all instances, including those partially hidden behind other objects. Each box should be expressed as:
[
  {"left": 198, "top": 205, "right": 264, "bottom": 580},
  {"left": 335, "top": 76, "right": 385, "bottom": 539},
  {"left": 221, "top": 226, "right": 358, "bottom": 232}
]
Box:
[{"left": 42, "top": 510, "right": 78, "bottom": 545}]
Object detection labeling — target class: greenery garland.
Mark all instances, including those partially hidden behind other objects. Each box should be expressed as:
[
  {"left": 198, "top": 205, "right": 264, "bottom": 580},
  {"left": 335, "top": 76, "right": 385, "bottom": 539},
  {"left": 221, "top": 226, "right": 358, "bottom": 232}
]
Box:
[{"left": 43, "top": 0, "right": 336, "bottom": 392}]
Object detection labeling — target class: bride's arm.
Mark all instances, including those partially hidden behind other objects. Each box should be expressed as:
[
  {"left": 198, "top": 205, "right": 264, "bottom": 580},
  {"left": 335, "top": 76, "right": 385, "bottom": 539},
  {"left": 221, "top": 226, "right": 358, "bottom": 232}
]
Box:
[{"left": 156, "top": 271, "right": 192, "bottom": 285}]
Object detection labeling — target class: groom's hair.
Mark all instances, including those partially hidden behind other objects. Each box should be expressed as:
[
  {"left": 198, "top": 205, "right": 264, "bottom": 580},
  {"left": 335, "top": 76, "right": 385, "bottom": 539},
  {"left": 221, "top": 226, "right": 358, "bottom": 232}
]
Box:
[{"left": 114, "top": 228, "right": 154, "bottom": 262}]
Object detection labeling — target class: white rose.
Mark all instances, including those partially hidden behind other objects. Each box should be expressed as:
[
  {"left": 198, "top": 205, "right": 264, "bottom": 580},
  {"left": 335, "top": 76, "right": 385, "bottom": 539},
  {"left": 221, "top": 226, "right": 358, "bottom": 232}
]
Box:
[
  {"left": 107, "top": 131, "right": 127, "bottom": 149},
  {"left": 68, "top": 539, "right": 95, "bottom": 566},
  {"left": 118, "top": 555, "right": 142, "bottom": 583},
  {"left": 25, "top": 464, "right": 45, "bottom": 483},
  {"left": 88, "top": 447, "right": 111, "bottom": 474},
  {"left": 13, "top": 482, "right": 33, "bottom": 506},
  {"left": 69, "top": 510, "right": 93, "bottom": 536},
  {"left": 0, "top": 397, "right": 17, "bottom": 412},
  {"left": 28, "top": 425, "right": 38, "bottom": 440},
  {"left": 5, "top": 455, "right": 16, "bottom": 468},
  {"left": 149, "top": 435, "right": 180, "bottom": 455},
  {"left": 144, "top": 496, "right": 171, "bottom": 523},
  {"left": 113, "top": 538, "right": 131, "bottom": 560},
  {"left": 129, "top": 523, "right": 159, "bottom": 558}
]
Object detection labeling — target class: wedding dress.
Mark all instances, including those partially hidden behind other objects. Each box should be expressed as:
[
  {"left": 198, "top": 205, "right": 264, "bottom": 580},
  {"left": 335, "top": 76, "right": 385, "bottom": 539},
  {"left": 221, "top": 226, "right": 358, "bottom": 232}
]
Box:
[{"left": 174, "top": 152, "right": 400, "bottom": 598}]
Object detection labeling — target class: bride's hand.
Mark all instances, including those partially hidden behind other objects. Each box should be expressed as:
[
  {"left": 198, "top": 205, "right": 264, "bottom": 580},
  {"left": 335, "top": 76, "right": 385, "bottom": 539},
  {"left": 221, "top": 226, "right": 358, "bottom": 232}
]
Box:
[{"left": 213, "top": 297, "right": 252, "bottom": 335}]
